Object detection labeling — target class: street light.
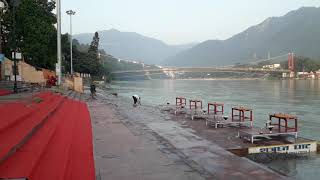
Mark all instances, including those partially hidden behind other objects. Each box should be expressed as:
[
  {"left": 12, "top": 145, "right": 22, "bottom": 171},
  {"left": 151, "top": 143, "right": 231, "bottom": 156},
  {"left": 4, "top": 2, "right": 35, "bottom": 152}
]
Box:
[
  {"left": 66, "top": 9, "right": 75, "bottom": 75},
  {"left": 56, "top": 0, "right": 62, "bottom": 85},
  {"left": 11, "top": 0, "right": 21, "bottom": 93}
]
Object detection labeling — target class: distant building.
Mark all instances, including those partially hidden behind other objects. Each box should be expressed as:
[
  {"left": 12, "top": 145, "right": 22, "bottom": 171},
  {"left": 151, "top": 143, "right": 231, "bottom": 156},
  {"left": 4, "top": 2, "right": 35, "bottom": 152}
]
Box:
[
  {"left": 263, "top": 64, "right": 281, "bottom": 70},
  {"left": 315, "top": 70, "right": 320, "bottom": 79},
  {"left": 297, "top": 71, "right": 318, "bottom": 79},
  {"left": 282, "top": 73, "right": 288, "bottom": 78}
]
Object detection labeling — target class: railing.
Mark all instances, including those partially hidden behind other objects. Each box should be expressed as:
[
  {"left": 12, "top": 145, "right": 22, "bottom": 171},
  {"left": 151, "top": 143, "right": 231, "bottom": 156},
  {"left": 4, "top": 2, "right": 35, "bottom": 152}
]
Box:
[{"left": 111, "top": 67, "right": 291, "bottom": 74}]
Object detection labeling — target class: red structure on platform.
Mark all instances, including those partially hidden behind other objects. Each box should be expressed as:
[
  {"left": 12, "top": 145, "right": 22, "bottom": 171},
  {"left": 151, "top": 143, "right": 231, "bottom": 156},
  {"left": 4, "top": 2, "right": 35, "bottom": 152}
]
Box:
[
  {"left": 232, "top": 106, "right": 253, "bottom": 127},
  {"left": 189, "top": 99, "right": 202, "bottom": 110},
  {"left": 269, "top": 113, "right": 298, "bottom": 132},
  {"left": 176, "top": 97, "right": 186, "bottom": 106},
  {"left": 288, "top": 53, "right": 295, "bottom": 72},
  {"left": 207, "top": 102, "right": 224, "bottom": 115}
]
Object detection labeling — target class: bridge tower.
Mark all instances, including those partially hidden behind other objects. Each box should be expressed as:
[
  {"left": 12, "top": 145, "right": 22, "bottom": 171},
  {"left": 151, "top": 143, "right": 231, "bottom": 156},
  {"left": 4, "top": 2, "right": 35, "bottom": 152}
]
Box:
[{"left": 288, "top": 53, "right": 295, "bottom": 78}]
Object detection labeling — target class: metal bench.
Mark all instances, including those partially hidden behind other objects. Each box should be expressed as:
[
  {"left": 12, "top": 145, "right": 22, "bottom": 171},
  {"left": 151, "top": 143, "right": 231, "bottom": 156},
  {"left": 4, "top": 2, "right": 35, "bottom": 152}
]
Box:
[
  {"left": 206, "top": 115, "right": 252, "bottom": 128},
  {"left": 238, "top": 127, "right": 298, "bottom": 144}
]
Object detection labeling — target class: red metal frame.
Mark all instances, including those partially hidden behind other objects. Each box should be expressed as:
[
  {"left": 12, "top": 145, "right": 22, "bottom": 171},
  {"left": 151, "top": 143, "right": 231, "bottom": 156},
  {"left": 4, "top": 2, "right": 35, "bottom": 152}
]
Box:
[
  {"left": 189, "top": 99, "right": 202, "bottom": 110},
  {"left": 207, "top": 102, "right": 224, "bottom": 115},
  {"left": 176, "top": 97, "right": 186, "bottom": 106},
  {"left": 269, "top": 113, "right": 298, "bottom": 132},
  {"left": 288, "top": 53, "right": 295, "bottom": 72},
  {"left": 231, "top": 106, "right": 253, "bottom": 127}
]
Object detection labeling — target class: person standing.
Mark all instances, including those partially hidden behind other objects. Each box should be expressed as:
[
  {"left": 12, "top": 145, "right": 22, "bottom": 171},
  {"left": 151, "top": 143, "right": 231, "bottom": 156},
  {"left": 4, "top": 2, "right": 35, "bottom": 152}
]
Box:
[{"left": 90, "top": 83, "right": 96, "bottom": 99}]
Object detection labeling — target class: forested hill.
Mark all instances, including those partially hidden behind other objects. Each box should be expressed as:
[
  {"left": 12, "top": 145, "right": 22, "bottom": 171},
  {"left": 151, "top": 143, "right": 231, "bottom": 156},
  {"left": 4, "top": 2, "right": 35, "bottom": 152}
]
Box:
[
  {"left": 74, "top": 29, "right": 196, "bottom": 65},
  {"left": 165, "top": 7, "right": 320, "bottom": 67}
]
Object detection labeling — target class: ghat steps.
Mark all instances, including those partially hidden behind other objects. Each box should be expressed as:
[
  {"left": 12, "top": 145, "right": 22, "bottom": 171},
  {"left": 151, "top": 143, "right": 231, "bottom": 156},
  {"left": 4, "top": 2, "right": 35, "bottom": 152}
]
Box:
[{"left": 0, "top": 91, "right": 95, "bottom": 180}]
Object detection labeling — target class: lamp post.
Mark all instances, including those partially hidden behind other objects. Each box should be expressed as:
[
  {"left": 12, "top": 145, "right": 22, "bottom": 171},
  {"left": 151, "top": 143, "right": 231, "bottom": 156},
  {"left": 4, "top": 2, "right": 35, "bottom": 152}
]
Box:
[
  {"left": 66, "top": 9, "right": 75, "bottom": 75},
  {"left": 11, "top": 0, "right": 20, "bottom": 93},
  {"left": 56, "top": 0, "right": 62, "bottom": 85},
  {"left": 0, "top": 0, "right": 8, "bottom": 54}
]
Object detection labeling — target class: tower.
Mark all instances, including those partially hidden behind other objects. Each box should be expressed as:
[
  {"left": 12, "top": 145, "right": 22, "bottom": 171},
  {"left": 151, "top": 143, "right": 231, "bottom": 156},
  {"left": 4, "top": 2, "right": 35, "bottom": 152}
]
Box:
[
  {"left": 288, "top": 53, "right": 295, "bottom": 71},
  {"left": 288, "top": 53, "right": 295, "bottom": 78}
]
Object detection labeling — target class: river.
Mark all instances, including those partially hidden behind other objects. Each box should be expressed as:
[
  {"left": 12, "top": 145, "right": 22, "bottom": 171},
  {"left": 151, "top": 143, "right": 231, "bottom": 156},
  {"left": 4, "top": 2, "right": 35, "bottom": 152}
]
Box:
[{"left": 110, "top": 79, "right": 320, "bottom": 179}]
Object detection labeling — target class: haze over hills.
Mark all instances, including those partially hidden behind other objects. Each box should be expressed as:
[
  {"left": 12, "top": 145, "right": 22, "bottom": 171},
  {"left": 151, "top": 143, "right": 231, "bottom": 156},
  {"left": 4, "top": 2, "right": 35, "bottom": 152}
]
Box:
[
  {"left": 165, "top": 7, "right": 320, "bottom": 67},
  {"left": 74, "top": 29, "right": 197, "bottom": 65}
]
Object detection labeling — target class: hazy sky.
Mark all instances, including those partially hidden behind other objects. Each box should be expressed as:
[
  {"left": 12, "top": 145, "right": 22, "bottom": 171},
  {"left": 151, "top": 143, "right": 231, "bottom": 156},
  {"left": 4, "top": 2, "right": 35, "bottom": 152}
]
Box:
[{"left": 61, "top": 0, "right": 320, "bottom": 45}]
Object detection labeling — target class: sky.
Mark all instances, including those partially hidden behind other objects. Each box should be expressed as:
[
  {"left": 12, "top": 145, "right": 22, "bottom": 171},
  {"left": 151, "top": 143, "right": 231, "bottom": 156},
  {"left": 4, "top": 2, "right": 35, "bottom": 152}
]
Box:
[{"left": 61, "top": 0, "right": 320, "bottom": 45}]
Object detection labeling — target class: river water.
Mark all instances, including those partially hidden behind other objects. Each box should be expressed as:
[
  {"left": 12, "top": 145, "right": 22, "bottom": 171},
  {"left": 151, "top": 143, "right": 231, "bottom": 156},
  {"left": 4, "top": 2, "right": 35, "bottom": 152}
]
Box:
[{"left": 110, "top": 79, "right": 320, "bottom": 179}]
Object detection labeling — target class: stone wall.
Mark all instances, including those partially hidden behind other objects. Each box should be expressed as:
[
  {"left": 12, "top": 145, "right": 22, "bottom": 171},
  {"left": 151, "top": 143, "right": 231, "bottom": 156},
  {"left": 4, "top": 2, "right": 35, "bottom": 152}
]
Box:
[
  {"left": 0, "top": 59, "right": 54, "bottom": 84},
  {"left": 63, "top": 75, "right": 84, "bottom": 93},
  {"left": 19, "top": 61, "right": 46, "bottom": 83},
  {"left": 74, "top": 77, "right": 84, "bottom": 93}
]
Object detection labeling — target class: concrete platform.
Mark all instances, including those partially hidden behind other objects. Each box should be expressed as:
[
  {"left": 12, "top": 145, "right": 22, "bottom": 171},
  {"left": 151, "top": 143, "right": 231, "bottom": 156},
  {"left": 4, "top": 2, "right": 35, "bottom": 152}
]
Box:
[
  {"left": 88, "top": 100, "right": 205, "bottom": 180},
  {"left": 90, "top": 92, "right": 289, "bottom": 180}
]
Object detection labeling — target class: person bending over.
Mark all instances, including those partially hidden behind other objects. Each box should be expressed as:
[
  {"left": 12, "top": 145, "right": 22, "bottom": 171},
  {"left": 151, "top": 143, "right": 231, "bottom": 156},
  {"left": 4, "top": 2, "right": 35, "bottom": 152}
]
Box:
[{"left": 132, "top": 95, "right": 141, "bottom": 106}]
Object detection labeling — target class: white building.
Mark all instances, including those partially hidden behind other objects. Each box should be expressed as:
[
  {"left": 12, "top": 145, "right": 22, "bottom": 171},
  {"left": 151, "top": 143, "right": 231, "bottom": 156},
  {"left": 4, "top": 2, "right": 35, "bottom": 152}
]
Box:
[{"left": 263, "top": 64, "right": 281, "bottom": 69}]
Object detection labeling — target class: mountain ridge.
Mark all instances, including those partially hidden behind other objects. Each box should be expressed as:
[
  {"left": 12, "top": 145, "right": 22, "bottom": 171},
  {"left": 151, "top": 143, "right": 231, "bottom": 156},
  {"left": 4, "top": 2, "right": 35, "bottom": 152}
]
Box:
[
  {"left": 74, "top": 29, "right": 197, "bottom": 65},
  {"left": 165, "top": 7, "right": 320, "bottom": 67}
]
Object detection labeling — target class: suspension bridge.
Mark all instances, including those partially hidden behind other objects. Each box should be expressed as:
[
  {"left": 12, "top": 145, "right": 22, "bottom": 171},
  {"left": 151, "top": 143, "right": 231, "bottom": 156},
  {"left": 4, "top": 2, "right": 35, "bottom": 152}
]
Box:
[{"left": 110, "top": 53, "right": 295, "bottom": 78}]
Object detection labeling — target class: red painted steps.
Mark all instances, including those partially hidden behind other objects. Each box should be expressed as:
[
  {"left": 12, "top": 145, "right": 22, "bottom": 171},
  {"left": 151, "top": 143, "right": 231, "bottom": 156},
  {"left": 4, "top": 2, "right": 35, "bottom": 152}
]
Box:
[
  {"left": 0, "top": 89, "right": 12, "bottom": 96},
  {"left": 0, "top": 92, "right": 95, "bottom": 180},
  {"left": 63, "top": 102, "right": 95, "bottom": 180},
  {"left": 0, "top": 93, "right": 66, "bottom": 163},
  {"left": 0, "top": 103, "right": 35, "bottom": 132},
  {"left": 0, "top": 91, "right": 59, "bottom": 132},
  {"left": 0, "top": 99, "right": 73, "bottom": 178},
  {"left": 28, "top": 99, "right": 79, "bottom": 180}
]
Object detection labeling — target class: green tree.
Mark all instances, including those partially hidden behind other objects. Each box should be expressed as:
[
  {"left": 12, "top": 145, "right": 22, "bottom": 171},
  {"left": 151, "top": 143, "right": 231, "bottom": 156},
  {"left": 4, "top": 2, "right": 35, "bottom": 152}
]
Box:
[
  {"left": 61, "top": 33, "right": 103, "bottom": 76},
  {"left": 4, "top": 0, "right": 57, "bottom": 69},
  {"left": 88, "top": 31, "right": 99, "bottom": 57}
]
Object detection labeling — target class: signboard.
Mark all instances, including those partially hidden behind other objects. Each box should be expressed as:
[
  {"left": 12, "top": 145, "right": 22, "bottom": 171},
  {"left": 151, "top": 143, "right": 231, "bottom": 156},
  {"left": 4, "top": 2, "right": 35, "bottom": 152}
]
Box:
[
  {"left": 11, "top": 75, "right": 22, "bottom": 81},
  {"left": 248, "top": 141, "right": 317, "bottom": 154},
  {"left": 12, "top": 52, "right": 22, "bottom": 60},
  {"left": 56, "top": 63, "right": 60, "bottom": 73}
]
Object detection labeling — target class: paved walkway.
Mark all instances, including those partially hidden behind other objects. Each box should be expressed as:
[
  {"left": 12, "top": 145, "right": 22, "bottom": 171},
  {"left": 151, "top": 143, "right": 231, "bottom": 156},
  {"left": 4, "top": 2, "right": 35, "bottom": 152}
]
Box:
[
  {"left": 88, "top": 92, "right": 287, "bottom": 180},
  {"left": 88, "top": 100, "right": 205, "bottom": 180}
]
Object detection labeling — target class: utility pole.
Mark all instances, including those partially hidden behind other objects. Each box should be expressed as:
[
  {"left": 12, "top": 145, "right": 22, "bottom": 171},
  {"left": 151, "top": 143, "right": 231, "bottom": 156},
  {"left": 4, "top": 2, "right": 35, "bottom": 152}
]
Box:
[
  {"left": 11, "top": 0, "right": 20, "bottom": 93},
  {"left": 57, "top": 0, "right": 62, "bottom": 85},
  {"left": 66, "top": 10, "right": 75, "bottom": 75}
]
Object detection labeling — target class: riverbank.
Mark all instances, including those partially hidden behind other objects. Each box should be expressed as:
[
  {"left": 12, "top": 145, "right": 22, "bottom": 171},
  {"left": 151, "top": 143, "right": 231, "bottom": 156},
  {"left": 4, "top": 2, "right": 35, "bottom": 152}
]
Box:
[
  {"left": 90, "top": 89, "right": 286, "bottom": 180},
  {"left": 176, "top": 78, "right": 261, "bottom": 81},
  {"left": 88, "top": 96, "right": 205, "bottom": 180}
]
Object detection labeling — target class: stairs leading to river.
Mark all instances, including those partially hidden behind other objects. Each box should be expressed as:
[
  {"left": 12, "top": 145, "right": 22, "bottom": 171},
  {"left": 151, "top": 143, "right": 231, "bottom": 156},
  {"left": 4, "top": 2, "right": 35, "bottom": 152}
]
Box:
[{"left": 0, "top": 91, "right": 95, "bottom": 180}]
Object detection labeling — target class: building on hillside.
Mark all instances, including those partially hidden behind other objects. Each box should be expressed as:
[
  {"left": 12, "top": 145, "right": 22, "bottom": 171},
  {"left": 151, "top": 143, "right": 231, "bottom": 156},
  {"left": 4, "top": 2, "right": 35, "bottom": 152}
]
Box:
[{"left": 262, "top": 64, "right": 281, "bottom": 70}]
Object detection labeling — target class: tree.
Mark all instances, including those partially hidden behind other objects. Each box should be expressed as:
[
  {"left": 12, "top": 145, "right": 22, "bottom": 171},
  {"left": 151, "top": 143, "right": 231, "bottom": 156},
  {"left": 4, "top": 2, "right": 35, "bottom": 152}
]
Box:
[
  {"left": 88, "top": 31, "right": 99, "bottom": 57},
  {"left": 3, "top": 0, "right": 57, "bottom": 70},
  {"left": 83, "top": 32, "right": 103, "bottom": 76},
  {"left": 61, "top": 33, "right": 104, "bottom": 76}
]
